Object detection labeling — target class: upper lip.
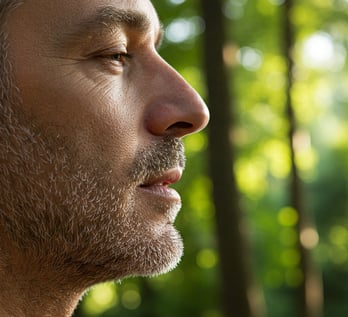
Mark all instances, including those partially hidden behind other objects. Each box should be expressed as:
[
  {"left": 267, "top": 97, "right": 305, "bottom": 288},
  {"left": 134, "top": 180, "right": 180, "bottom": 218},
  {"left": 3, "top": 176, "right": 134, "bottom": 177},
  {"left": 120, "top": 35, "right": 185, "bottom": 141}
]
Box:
[{"left": 140, "top": 167, "right": 183, "bottom": 187}]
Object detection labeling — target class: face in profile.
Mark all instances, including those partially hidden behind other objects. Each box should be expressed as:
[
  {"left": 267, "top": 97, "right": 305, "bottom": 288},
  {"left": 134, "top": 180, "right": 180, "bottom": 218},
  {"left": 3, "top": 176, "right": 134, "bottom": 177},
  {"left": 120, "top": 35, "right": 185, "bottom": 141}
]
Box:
[{"left": 0, "top": 0, "right": 209, "bottom": 286}]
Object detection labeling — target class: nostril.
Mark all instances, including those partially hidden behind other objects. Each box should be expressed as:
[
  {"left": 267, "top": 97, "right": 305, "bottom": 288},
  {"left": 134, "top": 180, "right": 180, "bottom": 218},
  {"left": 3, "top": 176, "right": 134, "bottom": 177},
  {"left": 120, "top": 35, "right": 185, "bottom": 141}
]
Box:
[
  {"left": 166, "top": 121, "right": 193, "bottom": 131},
  {"left": 165, "top": 121, "right": 196, "bottom": 138}
]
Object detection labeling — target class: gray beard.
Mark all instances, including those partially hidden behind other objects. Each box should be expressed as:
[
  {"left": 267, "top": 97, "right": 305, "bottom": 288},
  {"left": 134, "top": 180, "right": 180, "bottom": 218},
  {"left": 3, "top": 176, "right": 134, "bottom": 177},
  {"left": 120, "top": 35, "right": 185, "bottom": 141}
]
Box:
[{"left": 0, "top": 84, "right": 185, "bottom": 287}]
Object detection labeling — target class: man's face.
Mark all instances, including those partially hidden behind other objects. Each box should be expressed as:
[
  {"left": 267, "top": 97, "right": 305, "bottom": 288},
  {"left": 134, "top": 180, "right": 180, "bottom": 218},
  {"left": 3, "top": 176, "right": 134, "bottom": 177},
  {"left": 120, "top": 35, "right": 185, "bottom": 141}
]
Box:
[{"left": 0, "top": 0, "right": 209, "bottom": 284}]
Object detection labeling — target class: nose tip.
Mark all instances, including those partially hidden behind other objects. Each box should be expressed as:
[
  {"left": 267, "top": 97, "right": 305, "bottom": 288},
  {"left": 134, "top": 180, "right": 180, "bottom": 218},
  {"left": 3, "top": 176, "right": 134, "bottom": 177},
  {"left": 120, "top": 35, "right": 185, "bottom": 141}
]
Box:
[
  {"left": 165, "top": 94, "right": 209, "bottom": 138},
  {"left": 146, "top": 93, "right": 210, "bottom": 138},
  {"left": 145, "top": 62, "right": 210, "bottom": 138}
]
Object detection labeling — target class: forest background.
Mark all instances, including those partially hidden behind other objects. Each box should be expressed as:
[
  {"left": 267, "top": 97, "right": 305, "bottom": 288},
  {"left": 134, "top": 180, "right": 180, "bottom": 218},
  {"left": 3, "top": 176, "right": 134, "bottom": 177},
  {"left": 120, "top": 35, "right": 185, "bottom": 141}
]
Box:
[{"left": 73, "top": 0, "right": 348, "bottom": 316}]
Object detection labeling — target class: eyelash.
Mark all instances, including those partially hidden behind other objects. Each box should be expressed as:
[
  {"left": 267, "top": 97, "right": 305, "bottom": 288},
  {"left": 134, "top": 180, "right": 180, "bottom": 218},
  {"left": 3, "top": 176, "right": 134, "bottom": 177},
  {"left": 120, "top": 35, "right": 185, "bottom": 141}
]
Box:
[
  {"left": 109, "top": 52, "right": 131, "bottom": 63},
  {"left": 98, "top": 51, "right": 131, "bottom": 67},
  {"left": 89, "top": 48, "right": 132, "bottom": 71}
]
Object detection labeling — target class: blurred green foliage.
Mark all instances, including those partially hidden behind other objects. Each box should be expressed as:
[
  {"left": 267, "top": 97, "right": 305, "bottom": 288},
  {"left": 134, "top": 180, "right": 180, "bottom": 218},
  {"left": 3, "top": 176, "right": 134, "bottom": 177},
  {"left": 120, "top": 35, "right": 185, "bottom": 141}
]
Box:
[{"left": 74, "top": 0, "right": 348, "bottom": 316}]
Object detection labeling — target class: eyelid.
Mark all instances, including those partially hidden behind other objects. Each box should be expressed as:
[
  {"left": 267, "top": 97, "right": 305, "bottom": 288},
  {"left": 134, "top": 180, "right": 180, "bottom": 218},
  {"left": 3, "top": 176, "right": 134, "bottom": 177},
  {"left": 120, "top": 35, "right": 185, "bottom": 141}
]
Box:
[
  {"left": 84, "top": 44, "right": 128, "bottom": 58},
  {"left": 88, "top": 47, "right": 132, "bottom": 73}
]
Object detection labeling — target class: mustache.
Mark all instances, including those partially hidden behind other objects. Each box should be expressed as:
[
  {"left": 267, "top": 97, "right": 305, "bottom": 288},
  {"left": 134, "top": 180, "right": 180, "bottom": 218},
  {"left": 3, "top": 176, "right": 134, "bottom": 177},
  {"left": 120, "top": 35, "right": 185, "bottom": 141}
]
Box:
[{"left": 129, "top": 137, "right": 186, "bottom": 184}]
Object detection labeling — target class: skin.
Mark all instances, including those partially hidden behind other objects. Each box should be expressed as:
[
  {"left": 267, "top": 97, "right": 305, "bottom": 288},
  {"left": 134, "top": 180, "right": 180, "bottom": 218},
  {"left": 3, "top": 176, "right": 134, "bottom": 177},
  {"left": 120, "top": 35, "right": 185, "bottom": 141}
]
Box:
[{"left": 0, "top": 0, "right": 209, "bottom": 316}]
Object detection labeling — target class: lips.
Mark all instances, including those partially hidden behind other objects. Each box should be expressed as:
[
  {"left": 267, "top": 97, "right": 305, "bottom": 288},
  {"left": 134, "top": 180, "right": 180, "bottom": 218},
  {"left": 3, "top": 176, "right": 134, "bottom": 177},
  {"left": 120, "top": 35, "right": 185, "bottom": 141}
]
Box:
[
  {"left": 140, "top": 168, "right": 182, "bottom": 187},
  {"left": 139, "top": 167, "right": 183, "bottom": 201}
]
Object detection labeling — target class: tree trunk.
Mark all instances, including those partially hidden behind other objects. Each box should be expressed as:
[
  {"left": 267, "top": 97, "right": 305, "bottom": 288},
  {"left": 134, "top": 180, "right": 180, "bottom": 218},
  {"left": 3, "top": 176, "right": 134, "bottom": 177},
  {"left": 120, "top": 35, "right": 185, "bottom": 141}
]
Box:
[
  {"left": 282, "top": 1, "right": 323, "bottom": 317},
  {"left": 200, "top": 1, "right": 253, "bottom": 316}
]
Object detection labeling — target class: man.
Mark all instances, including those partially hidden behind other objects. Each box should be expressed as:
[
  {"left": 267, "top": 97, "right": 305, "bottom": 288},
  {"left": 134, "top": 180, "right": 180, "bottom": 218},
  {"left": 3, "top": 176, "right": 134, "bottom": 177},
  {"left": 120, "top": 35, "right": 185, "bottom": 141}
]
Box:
[{"left": 0, "top": 0, "right": 209, "bottom": 316}]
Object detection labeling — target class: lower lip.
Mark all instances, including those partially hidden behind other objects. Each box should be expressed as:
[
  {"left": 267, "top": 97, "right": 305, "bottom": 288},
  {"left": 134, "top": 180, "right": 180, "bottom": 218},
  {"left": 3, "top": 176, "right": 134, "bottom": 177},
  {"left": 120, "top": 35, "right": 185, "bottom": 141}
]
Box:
[{"left": 138, "top": 185, "right": 181, "bottom": 202}]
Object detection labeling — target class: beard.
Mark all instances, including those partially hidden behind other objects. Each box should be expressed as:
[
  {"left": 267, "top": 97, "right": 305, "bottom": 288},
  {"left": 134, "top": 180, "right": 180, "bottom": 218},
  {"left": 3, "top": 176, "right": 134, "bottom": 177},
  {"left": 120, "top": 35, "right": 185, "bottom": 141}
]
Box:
[{"left": 0, "top": 84, "right": 185, "bottom": 286}]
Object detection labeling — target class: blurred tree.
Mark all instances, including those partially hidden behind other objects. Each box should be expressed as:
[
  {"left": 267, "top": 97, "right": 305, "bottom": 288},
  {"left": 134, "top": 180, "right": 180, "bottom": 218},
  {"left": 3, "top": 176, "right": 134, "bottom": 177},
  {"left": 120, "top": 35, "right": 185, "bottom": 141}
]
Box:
[
  {"left": 281, "top": 1, "right": 323, "bottom": 316},
  {"left": 200, "top": 0, "right": 255, "bottom": 316}
]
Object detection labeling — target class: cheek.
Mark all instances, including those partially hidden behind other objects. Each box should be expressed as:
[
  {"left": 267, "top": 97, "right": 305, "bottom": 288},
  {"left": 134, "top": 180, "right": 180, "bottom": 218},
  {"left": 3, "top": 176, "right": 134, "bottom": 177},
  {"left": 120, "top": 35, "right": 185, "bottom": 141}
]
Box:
[
  {"left": 15, "top": 64, "right": 140, "bottom": 169},
  {"left": 74, "top": 82, "right": 142, "bottom": 166}
]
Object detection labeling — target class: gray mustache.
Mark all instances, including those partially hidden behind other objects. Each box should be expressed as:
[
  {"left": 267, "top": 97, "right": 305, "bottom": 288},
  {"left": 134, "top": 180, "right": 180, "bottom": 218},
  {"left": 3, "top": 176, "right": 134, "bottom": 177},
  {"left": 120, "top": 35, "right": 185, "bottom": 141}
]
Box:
[{"left": 129, "top": 137, "right": 186, "bottom": 184}]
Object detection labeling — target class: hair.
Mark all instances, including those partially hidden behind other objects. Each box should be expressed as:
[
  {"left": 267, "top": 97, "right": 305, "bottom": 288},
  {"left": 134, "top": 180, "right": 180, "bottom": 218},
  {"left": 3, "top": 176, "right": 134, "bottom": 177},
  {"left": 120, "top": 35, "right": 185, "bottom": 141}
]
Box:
[
  {"left": 0, "top": 0, "right": 22, "bottom": 100},
  {"left": 0, "top": 1, "right": 20, "bottom": 25}
]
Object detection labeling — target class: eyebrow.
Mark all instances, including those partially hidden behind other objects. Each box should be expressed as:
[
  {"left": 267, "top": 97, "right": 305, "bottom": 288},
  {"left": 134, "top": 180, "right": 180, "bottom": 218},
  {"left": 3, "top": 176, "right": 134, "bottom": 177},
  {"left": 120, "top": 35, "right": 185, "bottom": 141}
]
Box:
[{"left": 59, "top": 6, "right": 164, "bottom": 49}]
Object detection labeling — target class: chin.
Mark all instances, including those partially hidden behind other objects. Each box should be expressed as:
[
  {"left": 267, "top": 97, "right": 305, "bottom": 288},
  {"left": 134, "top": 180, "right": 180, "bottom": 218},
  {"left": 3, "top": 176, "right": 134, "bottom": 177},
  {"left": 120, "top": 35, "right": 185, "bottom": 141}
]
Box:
[
  {"left": 113, "top": 225, "right": 184, "bottom": 280},
  {"left": 139, "top": 229, "right": 184, "bottom": 277},
  {"left": 73, "top": 219, "right": 184, "bottom": 286},
  {"left": 109, "top": 191, "right": 185, "bottom": 278}
]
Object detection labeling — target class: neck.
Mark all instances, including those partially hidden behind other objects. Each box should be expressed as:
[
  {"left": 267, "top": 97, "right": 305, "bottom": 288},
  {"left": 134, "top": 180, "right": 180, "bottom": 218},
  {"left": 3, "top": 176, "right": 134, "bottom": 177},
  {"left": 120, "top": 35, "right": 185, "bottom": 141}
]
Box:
[
  {"left": 0, "top": 284, "right": 82, "bottom": 317},
  {"left": 0, "top": 244, "right": 86, "bottom": 317}
]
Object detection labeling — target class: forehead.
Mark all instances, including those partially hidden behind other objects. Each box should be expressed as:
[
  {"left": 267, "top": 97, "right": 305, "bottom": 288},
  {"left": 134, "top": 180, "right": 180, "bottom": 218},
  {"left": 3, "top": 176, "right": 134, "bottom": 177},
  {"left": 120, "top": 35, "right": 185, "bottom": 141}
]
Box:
[{"left": 8, "top": 0, "right": 160, "bottom": 40}]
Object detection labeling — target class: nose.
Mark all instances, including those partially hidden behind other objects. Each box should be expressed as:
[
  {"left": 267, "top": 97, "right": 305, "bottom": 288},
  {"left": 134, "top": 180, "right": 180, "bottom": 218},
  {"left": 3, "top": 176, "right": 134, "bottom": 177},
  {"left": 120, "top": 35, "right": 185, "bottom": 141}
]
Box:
[{"left": 144, "top": 57, "right": 210, "bottom": 138}]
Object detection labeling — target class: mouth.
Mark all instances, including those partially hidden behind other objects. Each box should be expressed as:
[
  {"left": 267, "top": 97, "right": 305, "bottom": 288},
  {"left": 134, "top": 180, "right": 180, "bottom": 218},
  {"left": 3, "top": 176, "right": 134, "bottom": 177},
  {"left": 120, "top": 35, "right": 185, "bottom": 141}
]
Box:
[{"left": 138, "top": 167, "right": 183, "bottom": 201}]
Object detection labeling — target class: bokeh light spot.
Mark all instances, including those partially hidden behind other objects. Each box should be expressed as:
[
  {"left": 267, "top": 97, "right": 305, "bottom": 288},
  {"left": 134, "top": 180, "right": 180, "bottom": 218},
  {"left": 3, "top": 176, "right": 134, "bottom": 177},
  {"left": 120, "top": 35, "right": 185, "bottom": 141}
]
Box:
[
  {"left": 281, "top": 249, "right": 301, "bottom": 267},
  {"left": 122, "top": 290, "right": 141, "bottom": 310},
  {"left": 280, "top": 228, "right": 298, "bottom": 246},
  {"left": 278, "top": 207, "right": 298, "bottom": 227},
  {"left": 300, "top": 227, "right": 319, "bottom": 249},
  {"left": 185, "top": 132, "right": 208, "bottom": 154},
  {"left": 329, "top": 226, "right": 348, "bottom": 247},
  {"left": 165, "top": 17, "right": 204, "bottom": 43},
  {"left": 196, "top": 248, "right": 218, "bottom": 269},
  {"left": 237, "top": 47, "right": 263, "bottom": 71},
  {"left": 83, "top": 282, "right": 118, "bottom": 315}
]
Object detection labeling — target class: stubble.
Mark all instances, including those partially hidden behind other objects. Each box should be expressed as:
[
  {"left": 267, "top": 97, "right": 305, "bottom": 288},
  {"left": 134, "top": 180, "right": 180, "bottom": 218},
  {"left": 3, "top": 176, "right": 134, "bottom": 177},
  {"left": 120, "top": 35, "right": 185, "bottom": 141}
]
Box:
[{"left": 0, "top": 80, "right": 186, "bottom": 286}]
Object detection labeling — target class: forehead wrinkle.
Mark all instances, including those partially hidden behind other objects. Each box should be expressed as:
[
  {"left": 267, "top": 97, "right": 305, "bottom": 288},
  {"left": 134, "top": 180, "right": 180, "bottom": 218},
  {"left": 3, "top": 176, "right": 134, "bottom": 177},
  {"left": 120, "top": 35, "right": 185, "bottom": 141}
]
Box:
[
  {"left": 56, "top": 6, "right": 154, "bottom": 49},
  {"left": 97, "top": 6, "right": 150, "bottom": 30}
]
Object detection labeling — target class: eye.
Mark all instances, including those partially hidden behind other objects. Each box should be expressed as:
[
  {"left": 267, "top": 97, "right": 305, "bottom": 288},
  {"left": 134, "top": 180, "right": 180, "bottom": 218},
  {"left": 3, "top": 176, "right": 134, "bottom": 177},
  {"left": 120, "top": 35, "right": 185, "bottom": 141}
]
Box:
[
  {"left": 98, "top": 51, "right": 131, "bottom": 67},
  {"left": 88, "top": 46, "right": 132, "bottom": 73},
  {"left": 109, "top": 52, "right": 131, "bottom": 64},
  {"left": 89, "top": 46, "right": 132, "bottom": 70}
]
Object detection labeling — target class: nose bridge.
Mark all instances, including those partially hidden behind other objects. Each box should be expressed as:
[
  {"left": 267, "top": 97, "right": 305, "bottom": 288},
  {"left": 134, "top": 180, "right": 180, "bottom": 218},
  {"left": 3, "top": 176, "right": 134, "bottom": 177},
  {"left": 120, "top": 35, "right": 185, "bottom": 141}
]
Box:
[{"left": 145, "top": 54, "right": 210, "bottom": 138}]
